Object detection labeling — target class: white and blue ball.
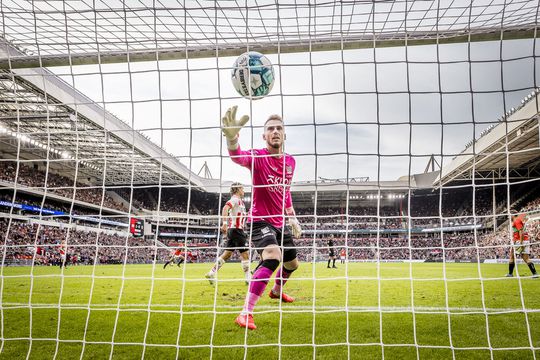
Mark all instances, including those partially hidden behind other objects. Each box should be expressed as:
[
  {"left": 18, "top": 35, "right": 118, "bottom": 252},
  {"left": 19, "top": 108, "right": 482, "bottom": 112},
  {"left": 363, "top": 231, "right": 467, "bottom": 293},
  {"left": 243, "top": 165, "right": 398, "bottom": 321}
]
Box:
[{"left": 231, "top": 51, "right": 274, "bottom": 100}]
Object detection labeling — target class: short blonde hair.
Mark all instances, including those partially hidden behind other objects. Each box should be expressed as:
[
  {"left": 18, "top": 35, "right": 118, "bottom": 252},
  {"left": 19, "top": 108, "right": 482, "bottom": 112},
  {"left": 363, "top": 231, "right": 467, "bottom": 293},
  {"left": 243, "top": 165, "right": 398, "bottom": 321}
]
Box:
[
  {"left": 264, "top": 114, "right": 283, "bottom": 128},
  {"left": 230, "top": 182, "right": 243, "bottom": 196}
]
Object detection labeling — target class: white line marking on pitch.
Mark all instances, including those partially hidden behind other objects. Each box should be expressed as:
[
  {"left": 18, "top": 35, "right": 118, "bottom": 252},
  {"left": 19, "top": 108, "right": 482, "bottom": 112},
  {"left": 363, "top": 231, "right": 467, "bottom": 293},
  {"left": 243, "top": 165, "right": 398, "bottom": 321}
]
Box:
[{"left": 1, "top": 303, "right": 538, "bottom": 313}]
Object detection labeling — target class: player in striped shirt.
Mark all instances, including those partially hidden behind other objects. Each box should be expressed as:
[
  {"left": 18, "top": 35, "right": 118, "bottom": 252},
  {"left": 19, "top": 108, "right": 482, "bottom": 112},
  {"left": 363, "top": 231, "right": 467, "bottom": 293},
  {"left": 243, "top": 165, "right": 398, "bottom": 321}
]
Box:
[
  {"left": 221, "top": 106, "right": 302, "bottom": 330},
  {"left": 205, "top": 183, "right": 251, "bottom": 285}
]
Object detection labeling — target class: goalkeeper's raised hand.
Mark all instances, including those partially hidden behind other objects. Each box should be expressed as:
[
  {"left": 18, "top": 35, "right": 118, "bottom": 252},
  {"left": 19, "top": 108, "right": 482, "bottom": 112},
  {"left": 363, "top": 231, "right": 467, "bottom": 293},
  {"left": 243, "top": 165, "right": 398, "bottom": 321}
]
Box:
[{"left": 221, "top": 105, "right": 249, "bottom": 150}]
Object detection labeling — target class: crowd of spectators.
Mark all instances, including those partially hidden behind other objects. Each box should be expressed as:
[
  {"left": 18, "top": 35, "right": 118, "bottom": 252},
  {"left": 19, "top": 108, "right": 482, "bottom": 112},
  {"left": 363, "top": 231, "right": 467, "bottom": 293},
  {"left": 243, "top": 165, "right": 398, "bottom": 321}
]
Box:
[
  {"left": 4, "top": 158, "right": 538, "bottom": 224},
  {"left": 1, "top": 176, "right": 539, "bottom": 266},
  {"left": 0, "top": 192, "right": 128, "bottom": 229},
  {"left": 122, "top": 187, "right": 220, "bottom": 215},
  {"left": 0, "top": 162, "right": 125, "bottom": 211},
  {"left": 296, "top": 185, "right": 540, "bottom": 232},
  {"left": 522, "top": 197, "right": 540, "bottom": 213},
  {"left": 0, "top": 215, "right": 224, "bottom": 266},
  {"left": 293, "top": 231, "right": 514, "bottom": 262},
  {"left": 101, "top": 181, "right": 540, "bottom": 221},
  {"left": 3, "top": 214, "right": 540, "bottom": 266},
  {"left": 0, "top": 219, "right": 155, "bottom": 265}
]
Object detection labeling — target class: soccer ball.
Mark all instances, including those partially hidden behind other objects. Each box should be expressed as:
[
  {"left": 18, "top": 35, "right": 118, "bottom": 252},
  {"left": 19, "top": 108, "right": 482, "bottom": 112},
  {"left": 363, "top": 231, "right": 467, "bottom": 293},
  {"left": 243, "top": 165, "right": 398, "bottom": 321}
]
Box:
[{"left": 231, "top": 51, "right": 274, "bottom": 100}]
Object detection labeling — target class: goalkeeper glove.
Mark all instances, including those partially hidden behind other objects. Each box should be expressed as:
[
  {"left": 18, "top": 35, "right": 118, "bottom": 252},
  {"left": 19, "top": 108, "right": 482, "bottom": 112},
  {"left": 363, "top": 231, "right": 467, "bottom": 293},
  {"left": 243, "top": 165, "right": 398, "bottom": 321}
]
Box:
[
  {"left": 221, "top": 106, "right": 249, "bottom": 150},
  {"left": 288, "top": 217, "right": 302, "bottom": 239}
]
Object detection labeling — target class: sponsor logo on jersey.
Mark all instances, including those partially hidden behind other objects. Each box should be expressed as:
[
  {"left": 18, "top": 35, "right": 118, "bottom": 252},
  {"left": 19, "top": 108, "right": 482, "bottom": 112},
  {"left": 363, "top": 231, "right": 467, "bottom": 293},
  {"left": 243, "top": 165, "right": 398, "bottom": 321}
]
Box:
[
  {"left": 286, "top": 165, "right": 293, "bottom": 174},
  {"left": 267, "top": 174, "right": 291, "bottom": 192}
]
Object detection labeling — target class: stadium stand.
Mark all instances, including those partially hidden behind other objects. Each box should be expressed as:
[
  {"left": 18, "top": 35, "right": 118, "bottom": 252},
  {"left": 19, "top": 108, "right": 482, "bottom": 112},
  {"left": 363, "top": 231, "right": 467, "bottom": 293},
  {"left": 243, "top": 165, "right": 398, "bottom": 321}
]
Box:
[
  {"left": 2, "top": 190, "right": 539, "bottom": 266},
  {"left": 0, "top": 161, "right": 125, "bottom": 211}
]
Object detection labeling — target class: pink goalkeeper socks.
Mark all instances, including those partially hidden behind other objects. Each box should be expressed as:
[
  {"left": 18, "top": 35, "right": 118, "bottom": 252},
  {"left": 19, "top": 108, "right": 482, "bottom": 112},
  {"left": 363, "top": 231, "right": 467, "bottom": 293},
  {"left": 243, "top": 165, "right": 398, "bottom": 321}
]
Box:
[
  {"left": 272, "top": 266, "right": 292, "bottom": 294},
  {"left": 242, "top": 265, "right": 274, "bottom": 314},
  {"left": 242, "top": 293, "right": 261, "bottom": 314}
]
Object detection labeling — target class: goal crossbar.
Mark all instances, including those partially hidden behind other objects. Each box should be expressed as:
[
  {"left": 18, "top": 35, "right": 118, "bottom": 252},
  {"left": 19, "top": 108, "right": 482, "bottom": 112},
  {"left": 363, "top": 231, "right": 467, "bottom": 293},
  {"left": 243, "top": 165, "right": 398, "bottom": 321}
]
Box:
[{"left": 0, "top": 26, "right": 537, "bottom": 69}]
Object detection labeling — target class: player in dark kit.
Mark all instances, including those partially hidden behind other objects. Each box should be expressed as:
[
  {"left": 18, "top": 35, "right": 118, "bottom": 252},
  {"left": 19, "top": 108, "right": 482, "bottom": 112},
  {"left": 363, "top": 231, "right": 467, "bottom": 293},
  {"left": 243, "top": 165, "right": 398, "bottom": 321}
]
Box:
[
  {"left": 327, "top": 238, "right": 337, "bottom": 268},
  {"left": 205, "top": 183, "right": 251, "bottom": 285}
]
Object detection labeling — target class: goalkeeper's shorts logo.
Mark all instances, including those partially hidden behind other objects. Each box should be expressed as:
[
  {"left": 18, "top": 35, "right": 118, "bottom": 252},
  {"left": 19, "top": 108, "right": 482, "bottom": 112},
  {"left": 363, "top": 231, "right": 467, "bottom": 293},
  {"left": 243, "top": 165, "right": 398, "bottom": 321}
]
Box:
[{"left": 261, "top": 227, "right": 273, "bottom": 238}]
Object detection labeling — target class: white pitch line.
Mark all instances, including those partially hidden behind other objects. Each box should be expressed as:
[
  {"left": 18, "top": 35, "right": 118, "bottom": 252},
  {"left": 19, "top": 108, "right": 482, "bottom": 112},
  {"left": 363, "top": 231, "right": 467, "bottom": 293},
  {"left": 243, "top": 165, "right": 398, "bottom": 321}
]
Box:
[{"left": 1, "top": 303, "right": 539, "bottom": 313}]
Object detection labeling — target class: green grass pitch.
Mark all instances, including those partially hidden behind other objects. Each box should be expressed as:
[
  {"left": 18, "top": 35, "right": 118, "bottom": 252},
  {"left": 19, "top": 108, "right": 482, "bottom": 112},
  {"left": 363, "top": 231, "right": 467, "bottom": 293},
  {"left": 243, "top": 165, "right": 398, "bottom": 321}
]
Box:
[{"left": 0, "top": 262, "right": 539, "bottom": 359}]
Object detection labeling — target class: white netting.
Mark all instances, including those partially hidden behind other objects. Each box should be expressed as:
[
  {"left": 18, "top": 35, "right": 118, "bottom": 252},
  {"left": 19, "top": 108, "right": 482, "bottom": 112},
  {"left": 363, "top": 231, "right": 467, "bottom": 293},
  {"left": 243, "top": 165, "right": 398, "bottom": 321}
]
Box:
[{"left": 0, "top": 1, "right": 539, "bottom": 359}]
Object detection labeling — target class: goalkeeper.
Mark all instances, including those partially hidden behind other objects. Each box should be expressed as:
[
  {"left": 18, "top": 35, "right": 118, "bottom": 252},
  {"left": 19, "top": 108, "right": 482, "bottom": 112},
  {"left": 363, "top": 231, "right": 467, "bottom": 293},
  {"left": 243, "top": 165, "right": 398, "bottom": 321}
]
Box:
[
  {"left": 222, "top": 106, "right": 302, "bottom": 330},
  {"left": 506, "top": 209, "right": 538, "bottom": 278}
]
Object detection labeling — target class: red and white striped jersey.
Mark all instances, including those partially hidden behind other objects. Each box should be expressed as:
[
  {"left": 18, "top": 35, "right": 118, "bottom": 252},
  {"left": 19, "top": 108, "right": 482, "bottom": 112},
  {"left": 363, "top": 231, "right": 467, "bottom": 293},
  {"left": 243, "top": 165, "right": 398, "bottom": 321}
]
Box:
[
  {"left": 225, "top": 194, "right": 246, "bottom": 230},
  {"left": 58, "top": 243, "right": 67, "bottom": 256}
]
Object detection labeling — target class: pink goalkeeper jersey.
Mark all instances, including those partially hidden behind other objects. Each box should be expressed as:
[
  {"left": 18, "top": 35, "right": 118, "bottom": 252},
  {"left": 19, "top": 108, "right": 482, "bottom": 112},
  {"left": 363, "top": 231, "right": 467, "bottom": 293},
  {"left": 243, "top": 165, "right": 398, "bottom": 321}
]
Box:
[{"left": 229, "top": 146, "right": 295, "bottom": 229}]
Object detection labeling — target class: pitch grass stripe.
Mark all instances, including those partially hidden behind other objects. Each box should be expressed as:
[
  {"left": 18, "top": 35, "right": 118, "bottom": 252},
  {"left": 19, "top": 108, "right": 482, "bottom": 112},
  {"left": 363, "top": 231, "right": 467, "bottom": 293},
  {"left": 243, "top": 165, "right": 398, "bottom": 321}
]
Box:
[{"left": 3, "top": 302, "right": 539, "bottom": 314}]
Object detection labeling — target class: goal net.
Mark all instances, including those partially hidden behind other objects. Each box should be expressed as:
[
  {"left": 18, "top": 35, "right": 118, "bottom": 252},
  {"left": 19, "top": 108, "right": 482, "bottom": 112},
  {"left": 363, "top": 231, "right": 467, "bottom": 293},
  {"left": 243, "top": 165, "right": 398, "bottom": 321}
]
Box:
[{"left": 0, "top": 1, "right": 539, "bottom": 359}]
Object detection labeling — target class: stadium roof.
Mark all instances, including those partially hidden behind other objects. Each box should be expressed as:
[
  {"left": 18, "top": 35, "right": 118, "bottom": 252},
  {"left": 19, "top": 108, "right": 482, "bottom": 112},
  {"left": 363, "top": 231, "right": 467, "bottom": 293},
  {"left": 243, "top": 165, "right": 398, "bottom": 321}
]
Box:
[
  {"left": 291, "top": 179, "right": 413, "bottom": 193},
  {"left": 0, "top": 1, "right": 538, "bottom": 194},
  {"left": 0, "top": 38, "right": 205, "bottom": 188},
  {"left": 288, "top": 90, "right": 540, "bottom": 194},
  {"left": 435, "top": 92, "right": 540, "bottom": 186},
  {"left": 0, "top": 0, "right": 538, "bottom": 68}
]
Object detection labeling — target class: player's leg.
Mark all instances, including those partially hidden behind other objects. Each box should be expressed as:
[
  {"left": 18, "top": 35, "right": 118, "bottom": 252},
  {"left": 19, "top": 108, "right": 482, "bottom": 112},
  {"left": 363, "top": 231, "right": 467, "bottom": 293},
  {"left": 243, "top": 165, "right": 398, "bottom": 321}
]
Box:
[
  {"left": 237, "top": 230, "right": 251, "bottom": 284},
  {"left": 206, "top": 250, "right": 232, "bottom": 285},
  {"left": 239, "top": 250, "right": 251, "bottom": 285},
  {"left": 236, "top": 223, "right": 280, "bottom": 330},
  {"left": 332, "top": 256, "right": 337, "bottom": 268},
  {"left": 270, "top": 229, "right": 298, "bottom": 303},
  {"left": 213, "top": 250, "right": 232, "bottom": 273},
  {"left": 270, "top": 250, "right": 298, "bottom": 303},
  {"left": 176, "top": 255, "right": 185, "bottom": 267},
  {"left": 206, "top": 228, "right": 239, "bottom": 284},
  {"left": 507, "top": 247, "right": 515, "bottom": 277},
  {"left": 247, "top": 245, "right": 280, "bottom": 308},
  {"left": 521, "top": 253, "right": 537, "bottom": 277},
  {"left": 236, "top": 245, "right": 280, "bottom": 330},
  {"left": 163, "top": 255, "right": 173, "bottom": 269}
]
